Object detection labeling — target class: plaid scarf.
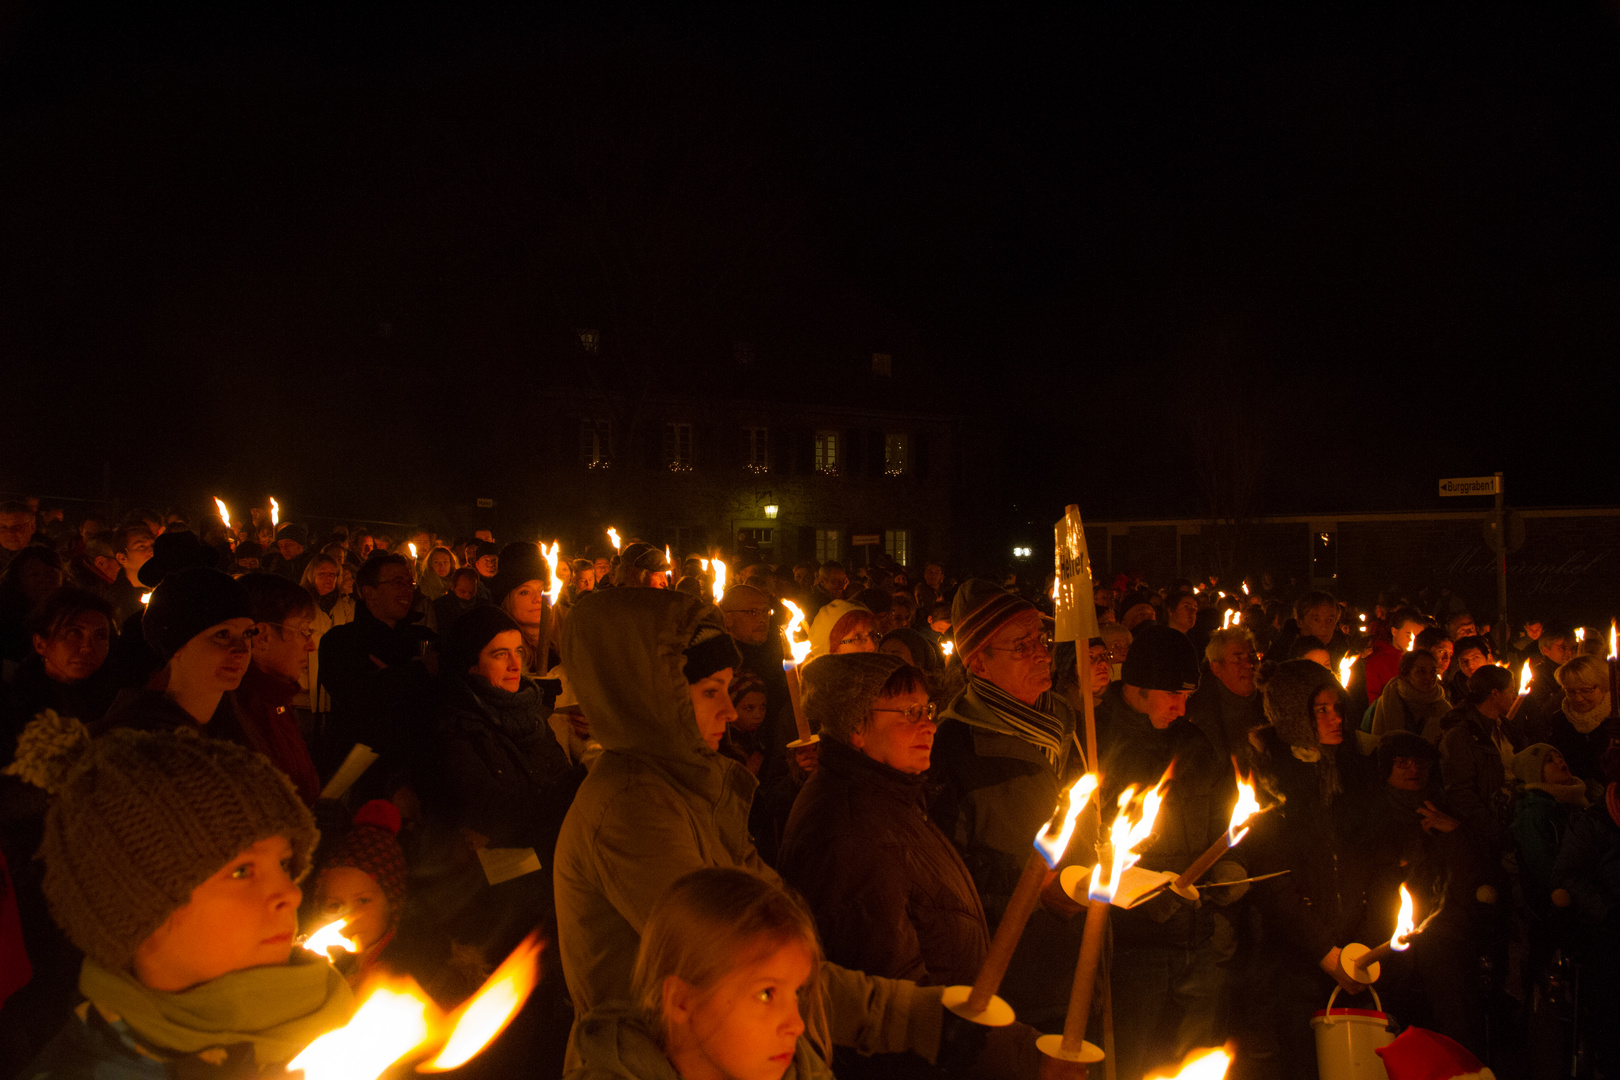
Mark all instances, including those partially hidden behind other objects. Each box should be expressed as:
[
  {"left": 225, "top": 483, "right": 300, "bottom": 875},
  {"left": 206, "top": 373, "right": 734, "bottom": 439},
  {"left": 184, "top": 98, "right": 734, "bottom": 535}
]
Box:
[{"left": 966, "top": 675, "right": 1071, "bottom": 769}]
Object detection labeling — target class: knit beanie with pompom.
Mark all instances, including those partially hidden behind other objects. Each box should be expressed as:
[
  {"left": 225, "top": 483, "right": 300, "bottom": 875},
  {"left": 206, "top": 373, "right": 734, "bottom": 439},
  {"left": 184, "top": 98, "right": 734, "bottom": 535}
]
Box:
[
  {"left": 319, "top": 800, "right": 406, "bottom": 931},
  {"left": 3, "top": 711, "right": 316, "bottom": 974}
]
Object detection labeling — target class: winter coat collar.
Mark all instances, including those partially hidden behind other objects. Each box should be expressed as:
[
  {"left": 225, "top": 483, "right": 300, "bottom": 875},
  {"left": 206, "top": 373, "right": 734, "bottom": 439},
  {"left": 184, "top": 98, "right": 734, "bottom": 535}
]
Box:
[{"left": 816, "top": 735, "right": 930, "bottom": 811}]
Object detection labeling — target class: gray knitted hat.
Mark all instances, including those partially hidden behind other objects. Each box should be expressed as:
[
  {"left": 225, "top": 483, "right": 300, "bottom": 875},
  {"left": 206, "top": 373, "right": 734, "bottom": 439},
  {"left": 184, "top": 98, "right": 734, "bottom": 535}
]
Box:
[
  {"left": 802, "top": 651, "right": 909, "bottom": 743},
  {"left": 1261, "top": 659, "right": 1342, "bottom": 751},
  {"left": 7, "top": 713, "right": 317, "bottom": 973}
]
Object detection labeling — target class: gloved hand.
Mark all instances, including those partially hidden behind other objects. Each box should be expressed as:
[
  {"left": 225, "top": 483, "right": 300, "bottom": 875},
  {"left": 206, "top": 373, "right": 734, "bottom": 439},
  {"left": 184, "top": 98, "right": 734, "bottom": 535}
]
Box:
[{"left": 936, "top": 1012, "right": 1042, "bottom": 1078}]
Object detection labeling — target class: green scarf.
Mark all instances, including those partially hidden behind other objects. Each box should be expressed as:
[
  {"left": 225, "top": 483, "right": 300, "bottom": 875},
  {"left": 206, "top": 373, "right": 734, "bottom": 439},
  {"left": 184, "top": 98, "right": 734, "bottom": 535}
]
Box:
[{"left": 81, "top": 950, "right": 354, "bottom": 1068}]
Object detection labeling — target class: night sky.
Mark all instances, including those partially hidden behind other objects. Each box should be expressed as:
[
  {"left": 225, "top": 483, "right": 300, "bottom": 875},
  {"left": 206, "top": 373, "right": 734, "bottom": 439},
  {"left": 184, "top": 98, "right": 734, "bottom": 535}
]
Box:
[{"left": 2, "top": 3, "right": 1617, "bottom": 535}]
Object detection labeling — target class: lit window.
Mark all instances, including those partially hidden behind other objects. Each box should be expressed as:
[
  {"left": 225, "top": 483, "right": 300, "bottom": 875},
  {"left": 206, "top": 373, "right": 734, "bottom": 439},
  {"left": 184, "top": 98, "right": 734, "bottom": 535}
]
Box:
[
  {"left": 739, "top": 527, "right": 774, "bottom": 548},
  {"left": 578, "top": 328, "right": 600, "bottom": 353},
  {"left": 664, "top": 423, "right": 694, "bottom": 471},
  {"left": 884, "top": 433, "right": 910, "bottom": 476},
  {"left": 581, "top": 418, "right": 613, "bottom": 468},
  {"left": 885, "top": 529, "right": 909, "bottom": 566},
  {"left": 814, "top": 432, "right": 839, "bottom": 475},
  {"left": 744, "top": 426, "right": 769, "bottom": 473},
  {"left": 815, "top": 529, "right": 840, "bottom": 562}
]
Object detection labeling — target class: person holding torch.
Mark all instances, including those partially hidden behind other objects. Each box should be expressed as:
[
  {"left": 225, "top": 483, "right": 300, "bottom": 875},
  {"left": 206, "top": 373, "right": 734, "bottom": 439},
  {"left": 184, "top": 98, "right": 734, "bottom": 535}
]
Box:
[
  {"left": 1093, "top": 623, "right": 1247, "bottom": 1080},
  {"left": 1246, "top": 659, "right": 1400, "bottom": 1078}
]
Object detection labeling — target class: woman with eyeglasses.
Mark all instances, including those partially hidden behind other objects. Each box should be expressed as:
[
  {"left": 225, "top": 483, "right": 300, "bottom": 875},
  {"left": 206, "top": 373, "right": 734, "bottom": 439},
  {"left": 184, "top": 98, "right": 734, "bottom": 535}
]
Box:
[
  {"left": 804, "top": 599, "right": 878, "bottom": 666},
  {"left": 776, "top": 650, "right": 993, "bottom": 1078},
  {"left": 93, "top": 567, "right": 258, "bottom": 749}
]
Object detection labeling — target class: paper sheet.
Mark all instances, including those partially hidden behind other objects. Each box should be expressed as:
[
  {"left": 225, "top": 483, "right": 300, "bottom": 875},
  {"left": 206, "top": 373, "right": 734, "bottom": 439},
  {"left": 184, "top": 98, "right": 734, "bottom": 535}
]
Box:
[
  {"left": 476, "top": 847, "right": 543, "bottom": 886},
  {"left": 318, "top": 744, "right": 379, "bottom": 800}
]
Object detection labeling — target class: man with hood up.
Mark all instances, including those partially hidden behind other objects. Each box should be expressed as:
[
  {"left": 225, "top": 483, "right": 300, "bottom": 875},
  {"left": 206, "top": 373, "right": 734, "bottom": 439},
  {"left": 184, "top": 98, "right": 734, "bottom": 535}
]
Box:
[{"left": 553, "top": 588, "right": 1039, "bottom": 1076}]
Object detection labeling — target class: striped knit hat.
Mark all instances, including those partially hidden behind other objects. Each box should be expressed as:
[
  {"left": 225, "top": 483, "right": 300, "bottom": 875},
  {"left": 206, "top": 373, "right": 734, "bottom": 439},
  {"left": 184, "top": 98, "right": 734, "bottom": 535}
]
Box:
[{"left": 951, "top": 579, "right": 1038, "bottom": 661}]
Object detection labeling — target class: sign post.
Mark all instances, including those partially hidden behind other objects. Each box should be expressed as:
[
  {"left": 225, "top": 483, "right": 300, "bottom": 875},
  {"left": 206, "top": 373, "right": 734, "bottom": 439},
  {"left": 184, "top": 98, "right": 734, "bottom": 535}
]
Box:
[{"left": 1440, "top": 472, "right": 1508, "bottom": 653}]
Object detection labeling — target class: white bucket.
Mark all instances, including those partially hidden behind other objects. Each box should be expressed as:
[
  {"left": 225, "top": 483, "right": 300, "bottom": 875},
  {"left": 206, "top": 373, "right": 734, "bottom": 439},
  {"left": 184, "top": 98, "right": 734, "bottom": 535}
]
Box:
[{"left": 1311, "top": 985, "right": 1396, "bottom": 1080}]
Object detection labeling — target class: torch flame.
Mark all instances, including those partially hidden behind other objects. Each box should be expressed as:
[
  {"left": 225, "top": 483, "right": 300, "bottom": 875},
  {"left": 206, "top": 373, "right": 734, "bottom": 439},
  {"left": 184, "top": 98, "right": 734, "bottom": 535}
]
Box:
[
  {"left": 941, "top": 640, "right": 954, "bottom": 658},
  {"left": 1390, "top": 884, "right": 1417, "bottom": 952},
  {"left": 544, "top": 542, "right": 563, "bottom": 605},
  {"left": 1090, "top": 774, "right": 1169, "bottom": 902},
  {"left": 288, "top": 981, "right": 431, "bottom": 1080},
  {"left": 408, "top": 542, "right": 418, "bottom": 560},
  {"left": 140, "top": 592, "right": 151, "bottom": 606},
  {"left": 287, "top": 933, "right": 543, "bottom": 1080},
  {"left": 711, "top": 557, "right": 726, "bottom": 604},
  {"left": 213, "top": 497, "right": 231, "bottom": 530},
  {"left": 269, "top": 497, "right": 279, "bottom": 528},
  {"left": 304, "top": 918, "right": 359, "bottom": 955},
  {"left": 1051, "top": 578, "right": 1059, "bottom": 603},
  {"left": 1227, "top": 771, "right": 1261, "bottom": 845},
  {"left": 1221, "top": 608, "right": 1235, "bottom": 630},
  {"left": 1337, "top": 655, "right": 1354, "bottom": 689},
  {"left": 1575, "top": 627, "right": 1585, "bottom": 643},
  {"left": 1148, "top": 1047, "right": 1233, "bottom": 1080},
  {"left": 1032, "top": 773, "right": 1098, "bottom": 868},
  {"left": 780, "top": 599, "right": 812, "bottom": 667},
  {"left": 423, "top": 934, "right": 544, "bottom": 1071},
  {"left": 1405, "top": 635, "right": 1415, "bottom": 652},
  {"left": 607, "top": 527, "right": 621, "bottom": 552},
  {"left": 1609, "top": 619, "right": 1617, "bottom": 663},
  {"left": 1241, "top": 582, "right": 1249, "bottom": 596},
  {"left": 1518, "top": 660, "right": 1533, "bottom": 696}
]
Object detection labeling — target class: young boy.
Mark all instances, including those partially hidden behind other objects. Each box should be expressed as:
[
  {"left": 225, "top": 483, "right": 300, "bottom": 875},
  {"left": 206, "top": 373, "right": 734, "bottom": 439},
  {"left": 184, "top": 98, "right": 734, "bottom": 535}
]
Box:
[{"left": 8, "top": 715, "right": 353, "bottom": 1079}]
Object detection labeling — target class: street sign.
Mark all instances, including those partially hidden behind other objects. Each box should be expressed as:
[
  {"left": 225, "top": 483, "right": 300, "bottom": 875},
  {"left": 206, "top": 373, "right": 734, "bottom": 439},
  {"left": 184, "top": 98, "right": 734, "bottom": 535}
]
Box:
[
  {"left": 1438, "top": 476, "right": 1499, "bottom": 497},
  {"left": 1483, "top": 510, "right": 1525, "bottom": 555},
  {"left": 851, "top": 534, "right": 880, "bottom": 546},
  {"left": 476, "top": 498, "right": 495, "bottom": 508}
]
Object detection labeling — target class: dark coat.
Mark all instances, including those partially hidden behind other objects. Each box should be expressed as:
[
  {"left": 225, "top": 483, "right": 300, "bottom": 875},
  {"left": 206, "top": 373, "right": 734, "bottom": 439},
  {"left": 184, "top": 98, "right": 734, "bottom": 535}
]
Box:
[
  {"left": 778, "top": 736, "right": 988, "bottom": 987},
  {"left": 92, "top": 687, "right": 252, "bottom": 749},
  {"left": 1552, "top": 796, "right": 1620, "bottom": 927},
  {"left": 1245, "top": 727, "right": 1400, "bottom": 963},
  {"left": 233, "top": 663, "right": 321, "bottom": 805},
  {"left": 1184, "top": 673, "right": 1264, "bottom": 776},
  {"left": 1544, "top": 710, "right": 1619, "bottom": 786},
  {"left": 1436, "top": 704, "right": 1513, "bottom": 852},
  {"left": 1095, "top": 683, "right": 1239, "bottom": 949},
  {"left": 5, "top": 655, "right": 119, "bottom": 731},
  {"left": 316, "top": 601, "right": 436, "bottom": 784}
]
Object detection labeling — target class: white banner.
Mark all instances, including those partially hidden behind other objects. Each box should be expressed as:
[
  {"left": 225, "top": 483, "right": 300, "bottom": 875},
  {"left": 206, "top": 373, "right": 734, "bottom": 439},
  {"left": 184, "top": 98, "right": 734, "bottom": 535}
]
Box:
[{"left": 1053, "top": 504, "right": 1100, "bottom": 645}]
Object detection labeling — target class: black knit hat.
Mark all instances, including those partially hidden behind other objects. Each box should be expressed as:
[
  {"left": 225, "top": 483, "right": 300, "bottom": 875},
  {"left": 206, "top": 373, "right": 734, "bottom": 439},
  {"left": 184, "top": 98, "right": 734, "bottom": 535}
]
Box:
[
  {"left": 684, "top": 623, "right": 741, "bottom": 685},
  {"left": 441, "top": 604, "right": 522, "bottom": 677},
  {"left": 489, "top": 542, "right": 550, "bottom": 607},
  {"left": 1121, "top": 624, "right": 1200, "bottom": 692},
  {"left": 274, "top": 522, "right": 309, "bottom": 545},
  {"left": 142, "top": 567, "right": 253, "bottom": 663},
  {"left": 137, "top": 529, "right": 225, "bottom": 588}
]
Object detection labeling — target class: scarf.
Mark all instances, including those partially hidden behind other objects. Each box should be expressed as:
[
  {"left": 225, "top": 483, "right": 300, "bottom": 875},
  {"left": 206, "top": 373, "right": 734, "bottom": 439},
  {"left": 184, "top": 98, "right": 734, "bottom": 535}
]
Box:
[
  {"left": 80, "top": 951, "right": 353, "bottom": 1068},
  {"left": 1526, "top": 780, "right": 1591, "bottom": 807},
  {"left": 463, "top": 676, "right": 547, "bottom": 745},
  {"left": 1564, "top": 692, "right": 1612, "bottom": 735},
  {"left": 965, "top": 675, "right": 1068, "bottom": 767}
]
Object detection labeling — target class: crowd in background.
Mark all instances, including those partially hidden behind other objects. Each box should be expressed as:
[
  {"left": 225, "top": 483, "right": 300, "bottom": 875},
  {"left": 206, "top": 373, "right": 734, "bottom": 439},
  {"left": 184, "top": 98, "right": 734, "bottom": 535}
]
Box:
[{"left": 0, "top": 493, "right": 1616, "bottom": 1080}]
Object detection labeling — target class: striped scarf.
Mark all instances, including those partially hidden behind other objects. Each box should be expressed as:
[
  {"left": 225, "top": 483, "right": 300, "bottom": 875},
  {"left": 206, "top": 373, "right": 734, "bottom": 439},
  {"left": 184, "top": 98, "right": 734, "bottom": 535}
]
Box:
[{"left": 966, "top": 675, "right": 1070, "bottom": 768}]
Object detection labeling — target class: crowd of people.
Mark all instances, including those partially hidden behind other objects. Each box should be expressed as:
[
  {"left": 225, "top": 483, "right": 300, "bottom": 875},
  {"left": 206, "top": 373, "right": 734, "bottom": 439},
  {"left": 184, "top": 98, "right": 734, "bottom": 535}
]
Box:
[{"left": 0, "top": 494, "right": 1616, "bottom": 1080}]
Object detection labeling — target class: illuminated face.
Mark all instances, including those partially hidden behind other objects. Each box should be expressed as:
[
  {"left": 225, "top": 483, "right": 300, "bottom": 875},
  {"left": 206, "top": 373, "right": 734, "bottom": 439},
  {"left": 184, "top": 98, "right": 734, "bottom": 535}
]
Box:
[
  {"left": 34, "top": 611, "right": 112, "bottom": 683},
  {"left": 473, "top": 629, "right": 524, "bottom": 693},
  {"left": 1210, "top": 640, "right": 1257, "bottom": 697},
  {"left": 689, "top": 669, "right": 737, "bottom": 751},
  {"left": 1312, "top": 689, "right": 1343, "bottom": 745},
  {"left": 115, "top": 534, "right": 155, "bottom": 580},
  {"left": 1428, "top": 641, "right": 1453, "bottom": 676},
  {"left": 1126, "top": 685, "right": 1190, "bottom": 729},
  {"left": 1565, "top": 681, "right": 1605, "bottom": 714},
  {"left": 276, "top": 538, "right": 304, "bottom": 561},
  {"left": 1088, "top": 643, "right": 1112, "bottom": 699},
  {"left": 830, "top": 614, "right": 879, "bottom": 655},
  {"left": 1388, "top": 756, "right": 1428, "bottom": 792},
  {"left": 665, "top": 940, "right": 812, "bottom": 1080},
  {"left": 169, "top": 618, "right": 255, "bottom": 694},
  {"left": 734, "top": 690, "right": 768, "bottom": 733},
  {"left": 429, "top": 551, "right": 454, "bottom": 577},
  {"left": 254, "top": 617, "right": 316, "bottom": 681},
  {"left": 967, "top": 610, "right": 1052, "bottom": 705},
  {"left": 1392, "top": 620, "right": 1425, "bottom": 651},
  {"left": 314, "top": 865, "right": 391, "bottom": 953},
  {"left": 132, "top": 836, "right": 301, "bottom": 992},
  {"left": 505, "top": 580, "right": 548, "bottom": 627},
  {"left": 853, "top": 688, "right": 937, "bottom": 775},
  {"left": 1404, "top": 655, "right": 1439, "bottom": 694},
  {"left": 1542, "top": 751, "right": 1573, "bottom": 785},
  {"left": 1456, "top": 647, "right": 1489, "bottom": 678},
  {"left": 1300, "top": 604, "right": 1338, "bottom": 644},
  {"left": 1168, "top": 595, "right": 1199, "bottom": 633},
  {"left": 475, "top": 554, "right": 499, "bottom": 578},
  {"left": 0, "top": 511, "right": 34, "bottom": 552},
  {"left": 363, "top": 566, "right": 416, "bottom": 623},
  {"left": 594, "top": 558, "right": 613, "bottom": 581},
  {"left": 1541, "top": 636, "right": 1577, "bottom": 666}
]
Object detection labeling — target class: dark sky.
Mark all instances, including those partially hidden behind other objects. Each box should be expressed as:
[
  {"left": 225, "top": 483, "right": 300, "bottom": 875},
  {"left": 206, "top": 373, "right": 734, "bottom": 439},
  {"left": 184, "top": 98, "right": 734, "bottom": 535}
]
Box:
[{"left": 2, "top": 3, "right": 1617, "bottom": 530}]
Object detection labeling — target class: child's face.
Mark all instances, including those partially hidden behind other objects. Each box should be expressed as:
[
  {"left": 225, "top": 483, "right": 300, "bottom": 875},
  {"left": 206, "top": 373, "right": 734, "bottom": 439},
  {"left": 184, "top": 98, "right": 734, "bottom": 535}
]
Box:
[
  {"left": 668, "top": 940, "right": 812, "bottom": 1080},
  {"left": 132, "top": 836, "right": 300, "bottom": 992},
  {"left": 314, "top": 866, "right": 391, "bottom": 952}
]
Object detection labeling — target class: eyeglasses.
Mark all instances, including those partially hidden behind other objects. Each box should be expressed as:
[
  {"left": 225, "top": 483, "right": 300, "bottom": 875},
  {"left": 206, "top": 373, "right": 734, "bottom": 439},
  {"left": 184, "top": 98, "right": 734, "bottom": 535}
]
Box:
[
  {"left": 727, "top": 607, "right": 770, "bottom": 619},
  {"left": 274, "top": 623, "right": 317, "bottom": 643},
  {"left": 984, "top": 632, "right": 1051, "bottom": 661},
  {"left": 838, "top": 631, "right": 880, "bottom": 647},
  {"left": 873, "top": 702, "right": 938, "bottom": 723}
]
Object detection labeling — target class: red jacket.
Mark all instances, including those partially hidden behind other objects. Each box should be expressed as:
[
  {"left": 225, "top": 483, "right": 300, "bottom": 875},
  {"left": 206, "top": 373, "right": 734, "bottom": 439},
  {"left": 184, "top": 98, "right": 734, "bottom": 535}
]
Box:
[
  {"left": 1364, "top": 640, "right": 1404, "bottom": 703},
  {"left": 235, "top": 663, "right": 322, "bottom": 804}
]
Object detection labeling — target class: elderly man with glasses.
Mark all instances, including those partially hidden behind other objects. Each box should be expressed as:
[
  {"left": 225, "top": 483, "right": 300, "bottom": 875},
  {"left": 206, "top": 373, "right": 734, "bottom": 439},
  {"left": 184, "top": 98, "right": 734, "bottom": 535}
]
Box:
[{"left": 928, "top": 578, "right": 1083, "bottom": 1032}]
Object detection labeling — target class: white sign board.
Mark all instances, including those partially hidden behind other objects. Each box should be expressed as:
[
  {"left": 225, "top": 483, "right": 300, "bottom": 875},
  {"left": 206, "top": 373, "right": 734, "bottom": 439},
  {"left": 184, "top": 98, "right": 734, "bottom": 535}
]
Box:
[{"left": 1438, "top": 476, "right": 1498, "bottom": 497}]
